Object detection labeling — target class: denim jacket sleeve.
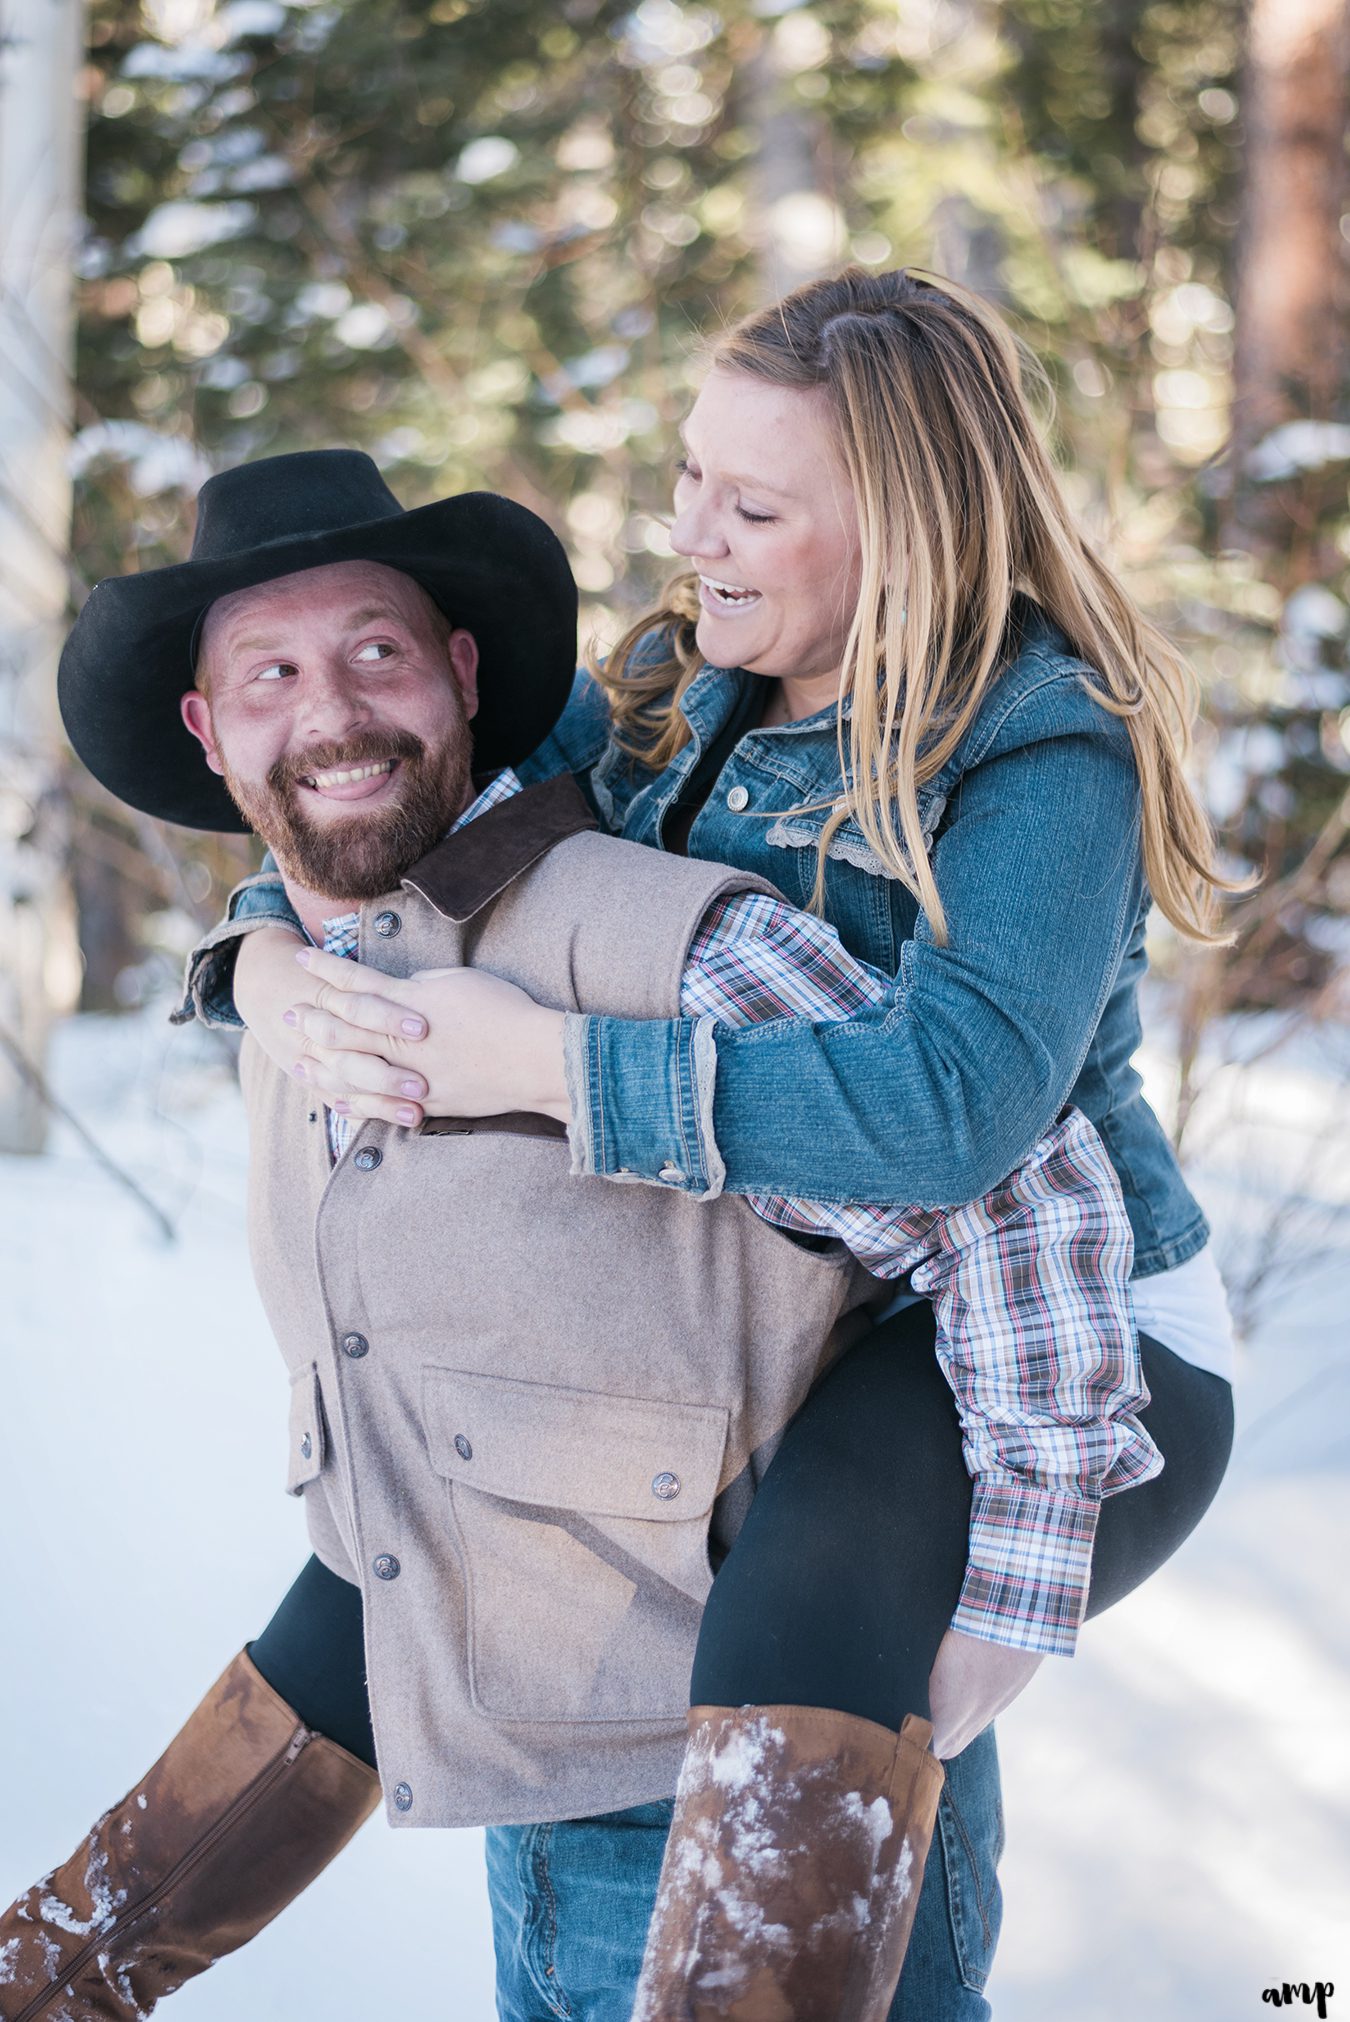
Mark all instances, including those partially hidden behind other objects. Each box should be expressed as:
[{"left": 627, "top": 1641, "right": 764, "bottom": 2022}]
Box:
[
  {"left": 174, "top": 667, "right": 615, "bottom": 1029},
  {"left": 569, "top": 683, "right": 1146, "bottom": 1205},
  {"left": 173, "top": 859, "right": 302, "bottom": 1028}
]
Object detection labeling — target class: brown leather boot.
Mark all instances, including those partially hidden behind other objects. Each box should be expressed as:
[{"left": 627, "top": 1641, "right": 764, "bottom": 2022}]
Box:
[
  {"left": 0, "top": 1649, "right": 380, "bottom": 2021},
  {"left": 631, "top": 1704, "right": 945, "bottom": 2022}
]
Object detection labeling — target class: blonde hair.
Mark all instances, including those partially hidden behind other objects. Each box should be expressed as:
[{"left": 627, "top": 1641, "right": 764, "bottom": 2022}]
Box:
[{"left": 595, "top": 266, "right": 1229, "bottom": 943}]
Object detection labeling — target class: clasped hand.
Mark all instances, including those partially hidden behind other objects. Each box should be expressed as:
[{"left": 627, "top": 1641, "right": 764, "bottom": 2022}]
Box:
[{"left": 236, "top": 929, "right": 568, "bottom": 1127}]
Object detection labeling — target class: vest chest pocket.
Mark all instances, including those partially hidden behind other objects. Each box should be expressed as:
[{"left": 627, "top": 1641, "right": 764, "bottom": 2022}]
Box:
[
  {"left": 422, "top": 1367, "right": 729, "bottom": 1726},
  {"left": 285, "top": 1364, "right": 326, "bottom": 1495}
]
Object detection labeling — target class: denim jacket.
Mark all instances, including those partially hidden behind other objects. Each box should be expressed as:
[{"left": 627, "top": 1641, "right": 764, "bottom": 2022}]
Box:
[
  {"left": 526, "top": 602, "right": 1206, "bottom": 1279},
  {"left": 187, "top": 601, "right": 1206, "bottom": 1278}
]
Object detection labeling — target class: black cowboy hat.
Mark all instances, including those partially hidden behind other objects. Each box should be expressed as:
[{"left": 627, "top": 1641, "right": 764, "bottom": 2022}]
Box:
[{"left": 58, "top": 449, "right": 579, "bottom": 832}]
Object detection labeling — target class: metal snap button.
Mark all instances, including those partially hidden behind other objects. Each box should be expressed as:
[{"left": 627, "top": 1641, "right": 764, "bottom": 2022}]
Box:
[
  {"left": 353, "top": 1146, "right": 382, "bottom": 1171},
  {"left": 299, "top": 1432, "right": 313, "bottom": 1460},
  {"left": 374, "top": 911, "right": 402, "bottom": 938},
  {"left": 651, "top": 1472, "right": 681, "bottom": 1501},
  {"left": 393, "top": 1782, "right": 414, "bottom": 1812},
  {"left": 726, "top": 785, "right": 750, "bottom": 812},
  {"left": 454, "top": 1434, "right": 473, "bottom": 1462},
  {"left": 658, "top": 1163, "right": 682, "bottom": 1183},
  {"left": 373, "top": 1553, "right": 401, "bottom": 1581},
  {"left": 342, "top": 1332, "right": 370, "bottom": 1359}
]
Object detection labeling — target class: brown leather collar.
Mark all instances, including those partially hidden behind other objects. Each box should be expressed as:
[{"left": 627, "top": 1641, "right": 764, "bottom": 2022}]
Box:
[{"left": 401, "top": 771, "right": 598, "bottom": 924}]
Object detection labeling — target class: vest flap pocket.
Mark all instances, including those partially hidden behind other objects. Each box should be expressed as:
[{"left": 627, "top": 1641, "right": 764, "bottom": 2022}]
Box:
[
  {"left": 424, "top": 1366, "right": 728, "bottom": 1725},
  {"left": 421, "top": 1367, "right": 728, "bottom": 1523},
  {"left": 285, "top": 1364, "right": 325, "bottom": 1496}
]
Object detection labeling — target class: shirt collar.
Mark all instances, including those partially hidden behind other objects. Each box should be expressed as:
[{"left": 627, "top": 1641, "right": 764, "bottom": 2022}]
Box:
[{"left": 449, "top": 765, "right": 524, "bottom": 833}]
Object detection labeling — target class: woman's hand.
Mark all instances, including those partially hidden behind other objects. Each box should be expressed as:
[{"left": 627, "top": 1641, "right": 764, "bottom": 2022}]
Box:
[
  {"left": 234, "top": 930, "right": 435, "bottom": 1126},
  {"left": 289, "top": 948, "right": 570, "bottom": 1128},
  {"left": 926, "top": 1628, "right": 1044, "bottom": 1760},
  {"left": 233, "top": 927, "right": 322, "bottom": 1075}
]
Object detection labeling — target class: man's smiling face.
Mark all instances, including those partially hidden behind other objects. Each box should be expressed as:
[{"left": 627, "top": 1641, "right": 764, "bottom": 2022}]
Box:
[{"left": 181, "top": 559, "right": 479, "bottom": 904}]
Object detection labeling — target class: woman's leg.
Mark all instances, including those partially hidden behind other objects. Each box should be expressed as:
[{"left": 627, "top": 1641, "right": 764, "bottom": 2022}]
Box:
[
  {"left": 693, "top": 1305, "right": 991, "bottom": 2020},
  {"left": 637, "top": 1306, "right": 957, "bottom": 2021},
  {"left": 0, "top": 1559, "right": 379, "bottom": 2022},
  {"left": 693, "top": 1320, "right": 1235, "bottom": 1710},
  {"left": 642, "top": 1304, "right": 1235, "bottom": 2021},
  {"left": 691, "top": 1304, "right": 967, "bottom": 1725},
  {"left": 249, "top": 1551, "right": 378, "bottom": 1767},
  {"left": 1086, "top": 1332, "right": 1235, "bottom": 1617}
]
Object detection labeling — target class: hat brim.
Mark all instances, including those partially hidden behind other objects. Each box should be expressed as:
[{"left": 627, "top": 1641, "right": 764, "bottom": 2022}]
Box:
[{"left": 58, "top": 491, "right": 579, "bottom": 832}]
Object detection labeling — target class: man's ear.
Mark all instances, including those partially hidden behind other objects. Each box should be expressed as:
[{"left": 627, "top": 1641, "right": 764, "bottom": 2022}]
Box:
[
  {"left": 181, "top": 690, "right": 226, "bottom": 776},
  {"left": 448, "top": 628, "right": 479, "bottom": 720}
]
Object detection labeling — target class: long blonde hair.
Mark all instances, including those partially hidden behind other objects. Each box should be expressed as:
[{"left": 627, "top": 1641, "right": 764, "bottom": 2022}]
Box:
[{"left": 595, "top": 266, "right": 1229, "bottom": 943}]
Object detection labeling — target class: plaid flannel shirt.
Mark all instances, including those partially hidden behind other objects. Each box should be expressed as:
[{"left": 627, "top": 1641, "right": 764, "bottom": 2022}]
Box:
[{"left": 320, "top": 769, "right": 1159, "bottom": 1657}]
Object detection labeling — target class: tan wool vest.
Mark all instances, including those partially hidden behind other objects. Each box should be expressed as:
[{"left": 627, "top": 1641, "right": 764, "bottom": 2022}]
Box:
[{"left": 241, "top": 774, "right": 877, "bottom": 1828}]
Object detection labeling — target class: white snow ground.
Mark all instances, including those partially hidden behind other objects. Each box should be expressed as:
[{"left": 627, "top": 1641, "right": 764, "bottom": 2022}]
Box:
[{"left": 1, "top": 998, "right": 1347, "bottom": 2020}]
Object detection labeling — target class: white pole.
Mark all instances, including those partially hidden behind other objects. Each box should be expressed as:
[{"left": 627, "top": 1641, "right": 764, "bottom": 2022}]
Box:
[{"left": 0, "top": 0, "right": 86, "bottom": 1152}]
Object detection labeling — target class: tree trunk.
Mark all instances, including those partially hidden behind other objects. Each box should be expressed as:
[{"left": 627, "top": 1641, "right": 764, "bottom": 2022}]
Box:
[
  {"left": 743, "top": 22, "right": 842, "bottom": 302},
  {"left": 928, "top": 0, "right": 1005, "bottom": 300},
  {"left": 0, "top": 0, "right": 86, "bottom": 1151},
  {"left": 1228, "top": 0, "right": 1350, "bottom": 571},
  {"left": 1099, "top": 0, "right": 1151, "bottom": 266}
]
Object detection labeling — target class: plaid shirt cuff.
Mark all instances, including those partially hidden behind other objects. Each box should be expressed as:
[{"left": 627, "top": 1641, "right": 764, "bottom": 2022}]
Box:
[{"left": 952, "top": 1479, "right": 1102, "bottom": 1657}]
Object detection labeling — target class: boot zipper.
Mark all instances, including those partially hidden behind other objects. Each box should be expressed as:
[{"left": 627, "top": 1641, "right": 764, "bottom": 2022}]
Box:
[{"left": 14, "top": 1725, "right": 316, "bottom": 2022}]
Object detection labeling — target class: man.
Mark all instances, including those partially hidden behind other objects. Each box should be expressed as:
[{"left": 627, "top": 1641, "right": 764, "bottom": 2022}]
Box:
[{"left": 4, "top": 451, "right": 1144, "bottom": 2021}]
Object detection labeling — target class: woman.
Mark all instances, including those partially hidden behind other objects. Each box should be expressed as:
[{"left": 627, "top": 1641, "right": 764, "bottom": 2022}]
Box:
[
  {"left": 139, "top": 270, "right": 1245, "bottom": 2015},
  {"left": 194, "top": 268, "right": 1235, "bottom": 2015}
]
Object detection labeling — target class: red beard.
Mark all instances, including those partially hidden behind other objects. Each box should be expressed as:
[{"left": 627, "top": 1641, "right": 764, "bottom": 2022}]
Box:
[{"left": 220, "top": 720, "right": 473, "bottom": 902}]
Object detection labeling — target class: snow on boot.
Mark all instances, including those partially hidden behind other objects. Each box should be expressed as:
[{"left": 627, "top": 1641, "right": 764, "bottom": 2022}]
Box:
[
  {"left": 631, "top": 1703, "right": 944, "bottom": 2022},
  {"left": 0, "top": 1649, "right": 379, "bottom": 2020}
]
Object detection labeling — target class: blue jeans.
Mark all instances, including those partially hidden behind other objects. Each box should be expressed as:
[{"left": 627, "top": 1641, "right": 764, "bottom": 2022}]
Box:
[{"left": 486, "top": 1723, "right": 1003, "bottom": 2020}]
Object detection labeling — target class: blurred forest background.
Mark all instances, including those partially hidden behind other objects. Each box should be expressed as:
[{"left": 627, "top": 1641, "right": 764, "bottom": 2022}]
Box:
[{"left": 1, "top": 0, "right": 1348, "bottom": 1318}]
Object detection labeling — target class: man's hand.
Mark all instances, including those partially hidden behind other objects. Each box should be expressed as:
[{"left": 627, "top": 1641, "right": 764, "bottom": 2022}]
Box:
[
  {"left": 288, "top": 949, "right": 570, "bottom": 1127},
  {"left": 926, "top": 1628, "right": 1044, "bottom": 1760}
]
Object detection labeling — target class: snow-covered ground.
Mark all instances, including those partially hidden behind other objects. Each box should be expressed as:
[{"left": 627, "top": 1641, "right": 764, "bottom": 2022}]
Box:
[{"left": 2, "top": 998, "right": 1347, "bottom": 2019}]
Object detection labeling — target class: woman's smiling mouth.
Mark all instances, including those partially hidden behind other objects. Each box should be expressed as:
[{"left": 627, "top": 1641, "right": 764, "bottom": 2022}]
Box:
[{"left": 699, "top": 575, "right": 762, "bottom": 613}]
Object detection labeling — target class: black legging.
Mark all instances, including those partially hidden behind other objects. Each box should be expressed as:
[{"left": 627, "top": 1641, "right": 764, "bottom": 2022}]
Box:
[
  {"left": 691, "top": 1303, "right": 1233, "bottom": 1723},
  {"left": 250, "top": 1551, "right": 376, "bottom": 1765},
  {"left": 250, "top": 1303, "right": 1234, "bottom": 1762}
]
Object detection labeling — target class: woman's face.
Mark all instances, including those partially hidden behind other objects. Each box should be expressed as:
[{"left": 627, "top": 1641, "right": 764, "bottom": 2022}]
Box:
[{"left": 669, "top": 367, "right": 862, "bottom": 693}]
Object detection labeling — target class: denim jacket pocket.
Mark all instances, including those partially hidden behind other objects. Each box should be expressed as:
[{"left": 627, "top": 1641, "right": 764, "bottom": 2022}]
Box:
[
  {"left": 764, "top": 810, "right": 893, "bottom": 877},
  {"left": 589, "top": 737, "right": 657, "bottom": 835},
  {"left": 764, "top": 784, "right": 946, "bottom": 870},
  {"left": 756, "top": 800, "right": 945, "bottom": 972}
]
